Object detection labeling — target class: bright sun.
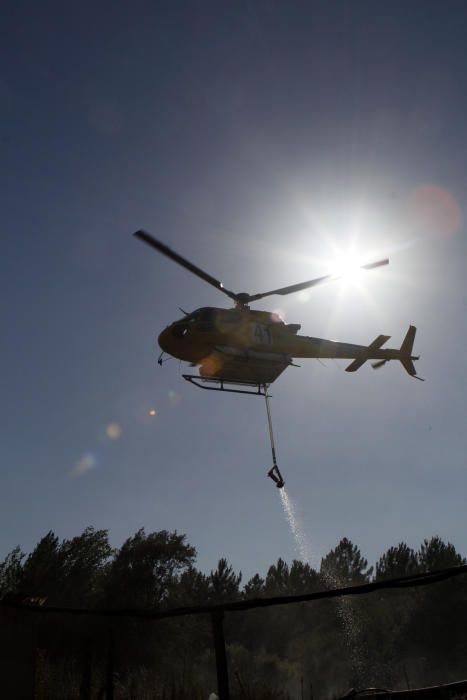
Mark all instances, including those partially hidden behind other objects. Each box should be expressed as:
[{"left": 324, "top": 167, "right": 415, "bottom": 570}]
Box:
[{"left": 333, "top": 254, "right": 365, "bottom": 283}]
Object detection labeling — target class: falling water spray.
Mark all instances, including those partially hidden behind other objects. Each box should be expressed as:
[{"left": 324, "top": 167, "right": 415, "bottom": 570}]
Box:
[
  {"left": 279, "top": 487, "right": 368, "bottom": 682},
  {"left": 263, "top": 388, "right": 313, "bottom": 563},
  {"left": 263, "top": 386, "right": 368, "bottom": 680},
  {"left": 279, "top": 488, "right": 312, "bottom": 564}
]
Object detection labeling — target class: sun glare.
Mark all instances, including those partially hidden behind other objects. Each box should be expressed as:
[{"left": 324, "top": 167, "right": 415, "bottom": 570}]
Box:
[{"left": 334, "top": 254, "right": 365, "bottom": 284}]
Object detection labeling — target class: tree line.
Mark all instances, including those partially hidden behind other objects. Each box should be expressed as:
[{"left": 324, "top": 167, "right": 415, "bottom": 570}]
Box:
[{"left": 0, "top": 529, "right": 466, "bottom": 698}]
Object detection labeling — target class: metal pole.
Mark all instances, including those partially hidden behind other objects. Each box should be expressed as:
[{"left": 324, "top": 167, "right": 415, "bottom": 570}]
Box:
[
  {"left": 264, "top": 385, "right": 277, "bottom": 467},
  {"left": 264, "top": 385, "right": 285, "bottom": 487},
  {"left": 105, "top": 623, "right": 115, "bottom": 700},
  {"left": 211, "top": 610, "right": 230, "bottom": 700}
]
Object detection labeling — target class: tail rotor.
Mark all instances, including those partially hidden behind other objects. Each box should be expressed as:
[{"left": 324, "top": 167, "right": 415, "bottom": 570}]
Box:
[{"left": 371, "top": 359, "right": 388, "bottom": 370}]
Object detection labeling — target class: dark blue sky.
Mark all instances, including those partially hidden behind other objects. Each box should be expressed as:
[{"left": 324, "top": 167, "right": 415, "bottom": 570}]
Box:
[{"left": 2, "top": 1, "right": 467, "bottom": 579}]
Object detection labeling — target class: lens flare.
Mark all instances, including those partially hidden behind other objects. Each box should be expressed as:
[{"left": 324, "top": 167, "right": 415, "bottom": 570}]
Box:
[
  {"left": 409, "top": 184, "right": 461, "bottom": 237},
  {"left": 148, "top": 408, "right": 157, "bottom": 416},
  {"left": 106, "top": 423, "right": 122, "bottom": 440},
  {"left": 199, "top": 354, "right": 222, "bottom": 377},
  {"left": 71, "top": 452, "right": 97, "bottom": 478},
  {"left": 168, "top": 390, "right": 181, "bottom": 407},
  {"left": 271, "top": 309, "right": 285, "bottom": 322}
]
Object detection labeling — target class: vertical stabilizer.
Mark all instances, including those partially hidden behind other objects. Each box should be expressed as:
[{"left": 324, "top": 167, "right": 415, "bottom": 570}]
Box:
[
  {"left": 400, "top": 325, "right": 416, "bottom": 357},
  {"left": 399, "top": 325, "right": 422, "bottom": 379}
]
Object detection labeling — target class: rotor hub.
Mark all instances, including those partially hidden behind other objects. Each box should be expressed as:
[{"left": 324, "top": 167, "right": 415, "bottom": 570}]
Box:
[{"left": 234, "top": 292, "right": 251, "bottom": 308}]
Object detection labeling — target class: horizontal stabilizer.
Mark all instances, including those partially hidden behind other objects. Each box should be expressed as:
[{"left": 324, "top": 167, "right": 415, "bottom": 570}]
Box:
[
  {"left": 345, "top": 355, "right": 369, "bottom": 373},
  {"left": 345, "top": 334, "right": 391, "bottom": 372}
]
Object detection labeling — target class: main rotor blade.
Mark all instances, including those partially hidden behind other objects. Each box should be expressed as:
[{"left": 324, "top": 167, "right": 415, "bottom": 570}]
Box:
[
  {"left": 360, "top": 258, "right": 389, "bottom": 270},
  {"left": 133, "top": 230, "right": 238, "bottom": 301},
  {"left": 247, "top": 257, "right": 389, "bottom": 302},
  {"left": 248, "top": 274, "right": 334, "bottom": 301}
]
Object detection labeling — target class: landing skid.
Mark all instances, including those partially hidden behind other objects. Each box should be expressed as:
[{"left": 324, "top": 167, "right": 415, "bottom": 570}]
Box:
[
  {"left": 182, "top": 375, "right": 286, "bottom": 489},
  {"left": 182, "top": 374, "right": 266, "bottom": 396}
]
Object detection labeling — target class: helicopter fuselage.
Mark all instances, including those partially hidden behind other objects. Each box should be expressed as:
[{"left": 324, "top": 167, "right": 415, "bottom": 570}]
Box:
[
  {"left": 159, "top": 307, "right": 293, "bottom": 363},
  {"left": 158, "top": 306, "right": 408, "bottom": 370}
]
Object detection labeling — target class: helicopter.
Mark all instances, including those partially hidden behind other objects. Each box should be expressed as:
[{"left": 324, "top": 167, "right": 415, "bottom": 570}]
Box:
[{"left": 134, "top": 229, "right": 421, "bottom": 394}]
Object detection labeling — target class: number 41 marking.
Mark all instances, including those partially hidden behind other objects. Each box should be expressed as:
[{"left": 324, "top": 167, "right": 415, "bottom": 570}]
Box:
[{"left": 252, "top": 323, "right": 272, "bottom": 344}]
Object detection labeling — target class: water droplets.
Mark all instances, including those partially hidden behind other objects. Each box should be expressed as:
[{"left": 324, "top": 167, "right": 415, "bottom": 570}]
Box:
[{"left": 279, "top": 488, "right": 311, "bottom": 563}]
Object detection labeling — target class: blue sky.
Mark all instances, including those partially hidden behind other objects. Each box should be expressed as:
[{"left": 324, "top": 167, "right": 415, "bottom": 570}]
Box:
[{"left": 2, "top": 1, "right": 467, "bottom": 581}]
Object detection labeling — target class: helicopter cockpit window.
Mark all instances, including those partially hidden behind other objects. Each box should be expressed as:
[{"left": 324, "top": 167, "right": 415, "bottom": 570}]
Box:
[
  {"left": 198, "top": 308, "right": 215, "bottom": 331},
  {"left": 172, "top": 324, "right": 189, "bottom": 338}
]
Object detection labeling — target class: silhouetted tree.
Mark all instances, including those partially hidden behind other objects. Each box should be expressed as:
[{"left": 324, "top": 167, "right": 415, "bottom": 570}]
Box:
[
  {"left": 60, "top": 527, "right": 113, "bottom": 606},
  {"left": 399, "top": 536, "right": 467, "bottom": 680},
  {"left": 375, "top": 542, "right": 419, "bottom": 580},
  {"left": 208, "top": 558, "right": 241, "bottom": 603},
  {"left": 418, "top": 536, "right": 465, "bottom": 572},
  {"left": 0, "top": 545, "right": 25, "bottom": 597},
  {"left": 1, "top": 525, "right": 467, "bottom": 698},
  {"left": 288, "top": 560, "right": 319, "bottom": 594},
  {"left": 169, "top": 565, "right": 209, "bottom": 606},
  {"left": 105, "top": 528, "right": 196, "bottom": 608},
  {"left": 320, "top": 537, "right": 373, "bottom": 586},
  {"left": 264, "top": 558, "right": 290, "bottom": 595},
  {"left": 243, "top": 573, "right": 265, "bottom": 599},
  {"left": 19, "top": 531, "right": 65, "bottom": 603}
]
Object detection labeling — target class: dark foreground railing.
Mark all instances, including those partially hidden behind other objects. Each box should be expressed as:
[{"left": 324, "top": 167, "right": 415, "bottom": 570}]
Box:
[
  {"left": 338, "top": 678, "right": 467, "bottom": 699},
  {"left": 2, "top": 564, "right": 467, "bottom": 699}
]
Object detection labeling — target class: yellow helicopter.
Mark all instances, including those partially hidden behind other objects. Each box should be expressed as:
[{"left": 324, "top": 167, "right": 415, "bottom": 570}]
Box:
[
  {"left": 134, "top": 230, "right": 421, "bottom": 394},
  {"left": 134, "top": 230, "right": 420, "bottom": 489}
]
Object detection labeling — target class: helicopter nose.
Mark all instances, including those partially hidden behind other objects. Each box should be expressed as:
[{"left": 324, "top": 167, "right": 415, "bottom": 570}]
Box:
[
  {"left": 158, "top": 327, "right": 172, "bottom": 352},
  {"left": 158, "top": 323, "right": 189, "bottom": 352}
]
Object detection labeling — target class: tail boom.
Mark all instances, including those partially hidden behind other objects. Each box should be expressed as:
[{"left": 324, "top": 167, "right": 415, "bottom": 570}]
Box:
[{"left": 344, "top": 325, "right": 420, "bottom": 378}]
